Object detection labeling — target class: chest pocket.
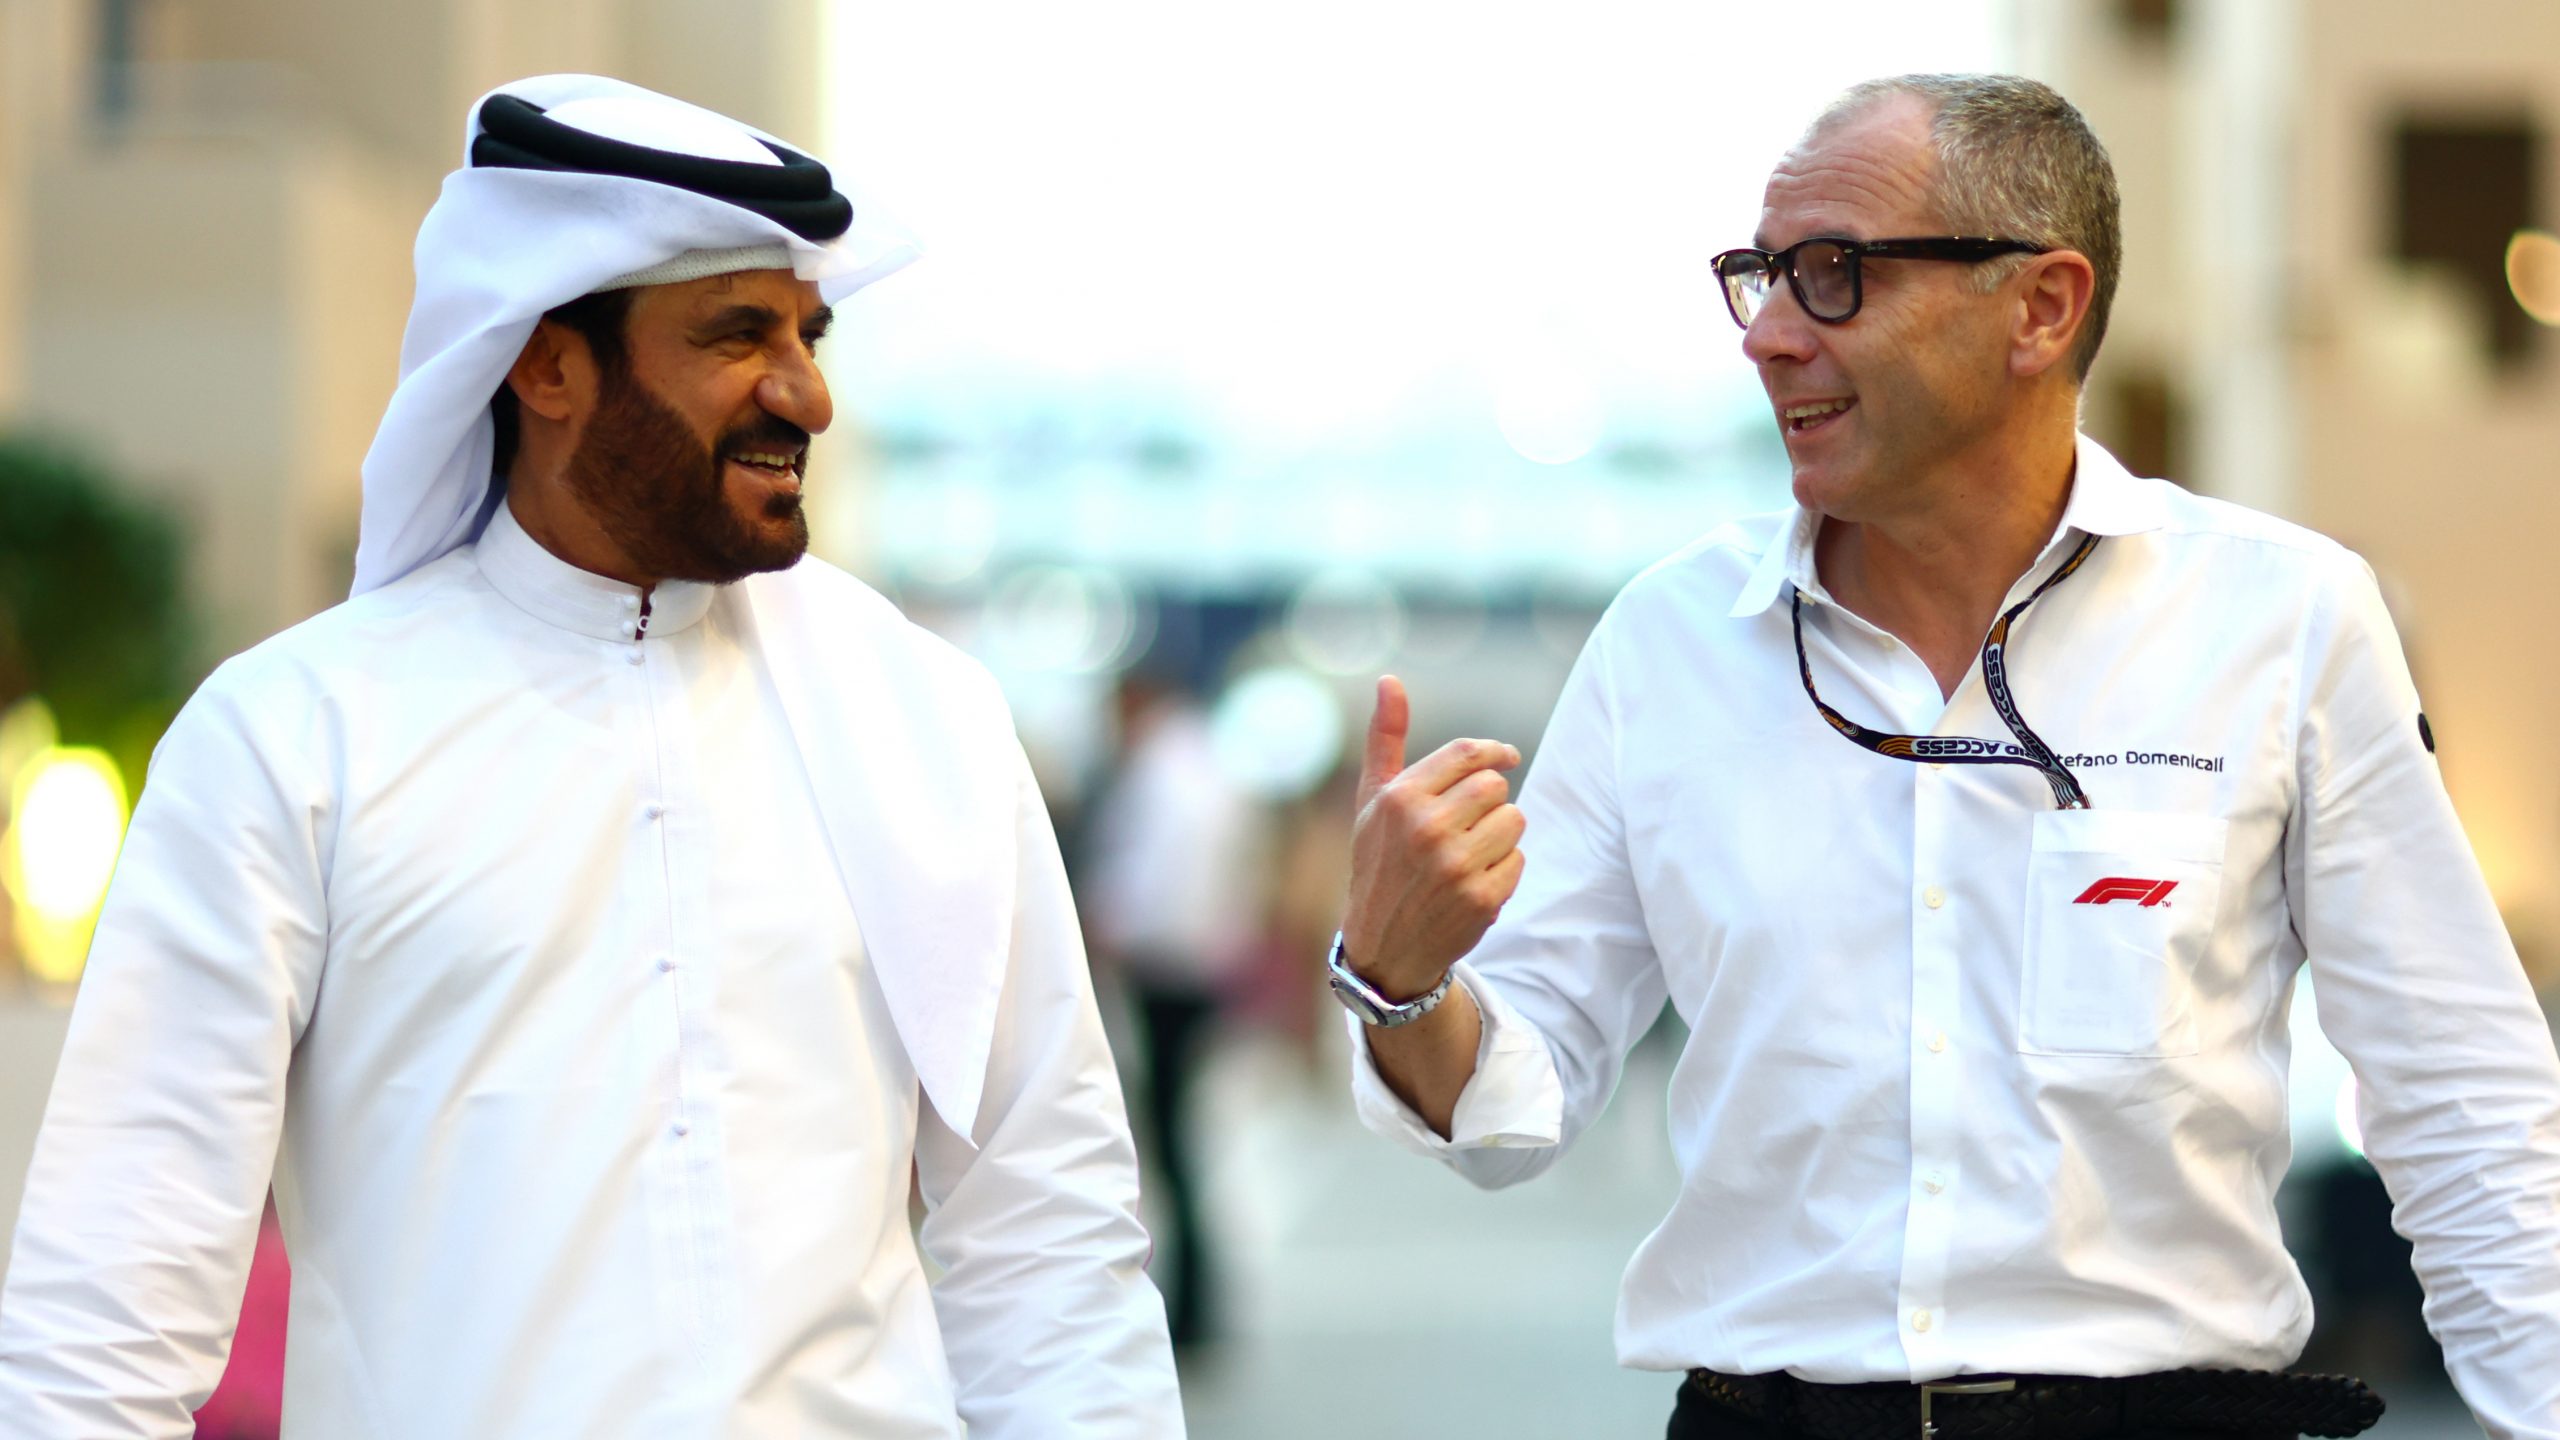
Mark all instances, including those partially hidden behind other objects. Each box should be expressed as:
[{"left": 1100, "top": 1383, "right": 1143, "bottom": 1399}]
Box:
[{"left": 2019, "top": 809, "right": 2227, "bottom": 1058}]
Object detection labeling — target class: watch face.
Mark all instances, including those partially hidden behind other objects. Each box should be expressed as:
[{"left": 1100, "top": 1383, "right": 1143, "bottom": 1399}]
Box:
[
  {"left": 1328, "top": 963, "right": 1387, "bottom": 1024},
  {"left": 1326, "top": 936, "right": 1453, "bottom": 1028},
  {"left": 1326, "top": 939, "right": 1393, "bottom": 1024}
]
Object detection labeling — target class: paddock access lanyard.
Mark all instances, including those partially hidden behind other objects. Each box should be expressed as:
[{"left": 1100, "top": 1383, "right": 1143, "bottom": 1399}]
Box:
[{"left": 1789, "top": 532, "right": 2101, "bottom": 811}]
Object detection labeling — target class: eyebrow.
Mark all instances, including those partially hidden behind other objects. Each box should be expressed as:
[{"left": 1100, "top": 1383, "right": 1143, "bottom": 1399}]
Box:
[{"left": 689, "top": 303, "right": 836, "bottom": 345}]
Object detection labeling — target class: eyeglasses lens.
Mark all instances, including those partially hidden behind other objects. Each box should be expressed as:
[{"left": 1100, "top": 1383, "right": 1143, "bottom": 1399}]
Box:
[
  {"left": 1717, "top": 253, "right": 1776, "bottom": 328},
  {"left": 1716, "top": 242, "right": 1862, "bottom": 328},
  {"left": 1793, "top": 241, "right": 1856, "bottom": 320}
]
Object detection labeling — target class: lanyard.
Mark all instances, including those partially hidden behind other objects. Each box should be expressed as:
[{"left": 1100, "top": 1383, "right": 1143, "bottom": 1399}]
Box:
[{"left": 1790, "top": 532, "right": 2101, "bottom": 810}]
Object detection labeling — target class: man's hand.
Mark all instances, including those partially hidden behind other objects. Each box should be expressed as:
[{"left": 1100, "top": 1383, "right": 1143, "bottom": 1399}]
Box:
[{"left": 1342, "top": 675, "right": 1527, "bottom": 998}]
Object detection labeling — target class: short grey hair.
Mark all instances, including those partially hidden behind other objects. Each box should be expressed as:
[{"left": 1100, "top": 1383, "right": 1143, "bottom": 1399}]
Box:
[{"left": 1814, "top": 74, "right": 2122, "bottom": 382}]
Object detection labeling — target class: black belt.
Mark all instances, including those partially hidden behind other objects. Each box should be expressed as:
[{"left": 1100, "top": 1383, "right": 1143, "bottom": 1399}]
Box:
[{"left": 1684, "top": 1368, "right": 2384, "bottom": 1440}]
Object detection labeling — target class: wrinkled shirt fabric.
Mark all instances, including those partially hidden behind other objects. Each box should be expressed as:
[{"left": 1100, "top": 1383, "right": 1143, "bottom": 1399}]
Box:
[
  {"left": 0, "top": 505, "right": 1181, "bottom": 1438},
  {"left": 1353, "top": 436, "right": 2560, "bottom": 1437}
]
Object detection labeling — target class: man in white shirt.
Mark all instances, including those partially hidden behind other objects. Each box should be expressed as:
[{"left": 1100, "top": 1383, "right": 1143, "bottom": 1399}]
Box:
[
  {"left": 1331, "top": 73, "right": 2560, "bottom": 1439},
  {"left": 0, "top": 76, "right": 1182, "bottom": 1438}
]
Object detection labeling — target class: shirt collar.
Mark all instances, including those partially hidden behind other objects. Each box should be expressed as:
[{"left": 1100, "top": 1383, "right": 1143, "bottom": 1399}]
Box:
[
  {"left": 475, "top": 499, "right": 716, "bottom": 643},
  {"left": 1725, "top": 432, "right": 2167, "bottom": 619}
]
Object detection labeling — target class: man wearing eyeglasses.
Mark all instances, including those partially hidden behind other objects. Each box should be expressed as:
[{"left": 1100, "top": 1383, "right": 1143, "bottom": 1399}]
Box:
[{"left": 1332, "top": 73, "right": 2560, "bottom": 1439}]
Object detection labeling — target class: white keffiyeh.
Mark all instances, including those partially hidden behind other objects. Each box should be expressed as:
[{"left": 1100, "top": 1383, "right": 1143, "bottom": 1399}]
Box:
[{"left": 351, "top": 73, "right": 918, "bottom": 598}]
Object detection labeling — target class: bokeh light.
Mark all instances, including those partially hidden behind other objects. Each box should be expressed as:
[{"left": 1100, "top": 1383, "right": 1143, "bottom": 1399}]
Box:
[
  {"left": 1209, "top": 666, "right": 1346, "bottom": 800},
  {"left": 1285, "top": 569, "right": 1409, "bottom": 675},
  {"left": 4, "top": 745, "right": 130, "bottom": 985},
  {"left": 982, "top": 565, "right": 1147, "bottom": 674},
  {"left": 2508, "top": 229, "right": 2560, "bottom": 326}
]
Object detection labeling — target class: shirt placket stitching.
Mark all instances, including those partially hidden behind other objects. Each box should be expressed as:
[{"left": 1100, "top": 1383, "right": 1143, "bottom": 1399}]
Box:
[
  {"left": 632, "top": 625, "right": 717, "bottom": 1346},
  {"left": 1893, "top": 560, "right": 2067, "bottom": 1367},
  {"left": 1865, "top": 630, "right": 1948, "bottom": 1369},
  {"left": 1900, "top": 755, "right": 1961, "bottom": 1371},
  {"left": 1803, "top": 597, "right": 1959, "bottom": 1363}
]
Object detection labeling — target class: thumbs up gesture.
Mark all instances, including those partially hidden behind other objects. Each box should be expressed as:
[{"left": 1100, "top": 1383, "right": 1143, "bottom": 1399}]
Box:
[{"left": 1341, "top": 675, "right": 1529, "bottom": 1000}]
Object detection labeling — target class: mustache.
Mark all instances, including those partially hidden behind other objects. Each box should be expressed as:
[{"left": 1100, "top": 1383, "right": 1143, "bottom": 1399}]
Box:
[{"left": 716, "top": 416, "right": 813, "bottom": 461}]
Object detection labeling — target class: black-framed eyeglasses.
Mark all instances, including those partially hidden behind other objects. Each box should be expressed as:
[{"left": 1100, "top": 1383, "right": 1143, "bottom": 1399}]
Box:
[{"left": 1711, "top": 235, "right": 2050, "bottom": 329}]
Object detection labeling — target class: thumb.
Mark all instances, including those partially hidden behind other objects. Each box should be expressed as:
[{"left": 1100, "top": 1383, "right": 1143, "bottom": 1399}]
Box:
[{"left": 1357, "top": 674, "right": 1410, "bottom": 811}]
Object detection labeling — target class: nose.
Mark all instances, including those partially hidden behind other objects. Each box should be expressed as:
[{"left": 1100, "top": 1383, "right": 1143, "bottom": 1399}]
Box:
[
  {"left": 757, "top": 345, "right": 834, "bottom": 436},
  {"left": 1739, "top": 279, "right": 1819, "bottom": 369}
]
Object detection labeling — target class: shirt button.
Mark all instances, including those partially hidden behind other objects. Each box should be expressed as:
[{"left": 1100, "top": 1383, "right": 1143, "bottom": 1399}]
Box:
[
  {"left": 1922, "top": 885, "right": 1946, "bottom": 910},
  {"left": 644, "top": 804, "right": 665, "bottom": 821},
  {"left": 1928, "top": 1030, "right": 1949, "bottom": 1054},
  {"left": 656, "top": 956, "right": 675, "bottom": 973},
  {"left": 1922, "top": 1172, "right": 1946, "bottom": 1194},
  {"left": 672, "top": 1121, "right": 690, "bottom": 1138},
  {"left": 625, "top": 647, "right": 645, "bottom": 665},
  {"left": 1912, "top": 1309, "right": 1933, "bottom": 1333}
]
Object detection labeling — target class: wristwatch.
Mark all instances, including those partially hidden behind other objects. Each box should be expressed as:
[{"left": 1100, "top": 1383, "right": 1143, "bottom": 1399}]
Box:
[{"left": 1327, "top": 932, "right": 1455, "bottom": 1028}]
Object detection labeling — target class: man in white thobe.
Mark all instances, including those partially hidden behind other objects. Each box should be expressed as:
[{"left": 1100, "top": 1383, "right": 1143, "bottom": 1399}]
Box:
[{"left": 0, "top": 75, "right": 1184, "bottom": 1438}]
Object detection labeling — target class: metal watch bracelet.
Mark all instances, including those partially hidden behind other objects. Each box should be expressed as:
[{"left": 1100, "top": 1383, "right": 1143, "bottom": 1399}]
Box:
[{"left": 1326, "top": 932, "right": 1455, "bottom": 1028}]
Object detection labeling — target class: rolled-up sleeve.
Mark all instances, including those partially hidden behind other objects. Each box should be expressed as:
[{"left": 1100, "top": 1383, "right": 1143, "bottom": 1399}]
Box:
[
  {"left": 1347, "top": 610, "right": 1667, "bottom": 1191},
  {"left": 0, "top": 664, "right": 329, "bottom": 1438},
  {"left": 913, "top": 742, "right": 1183, "bottom": 1439},
  {"left": 2289, "top": 553, "right": 2560, "bottom": 1437}
]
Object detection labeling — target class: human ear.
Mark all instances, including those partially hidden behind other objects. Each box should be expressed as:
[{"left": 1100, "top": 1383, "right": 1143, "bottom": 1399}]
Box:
[
  {"left": 503, "top": 321, "right": 584, "bottom": 423},
  {"left": 2010, "top": 250, "right": 2097, "bottom": 380}
]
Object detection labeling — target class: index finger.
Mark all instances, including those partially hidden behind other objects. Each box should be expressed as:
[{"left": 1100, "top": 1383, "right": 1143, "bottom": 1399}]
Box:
[{"left": 1399, "top": 734, "right": 1523, "bottom": 797}]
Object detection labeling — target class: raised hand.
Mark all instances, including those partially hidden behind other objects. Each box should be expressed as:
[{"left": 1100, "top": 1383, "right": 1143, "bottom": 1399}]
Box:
[{"left": 1341, "top": 674, "right": 1528, "bottom": 1000}]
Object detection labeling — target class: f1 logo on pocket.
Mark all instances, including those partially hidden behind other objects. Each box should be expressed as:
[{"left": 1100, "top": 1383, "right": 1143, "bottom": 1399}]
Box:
[{"left": 2072, "top": 877, "right": 2178, "bottom": 907}]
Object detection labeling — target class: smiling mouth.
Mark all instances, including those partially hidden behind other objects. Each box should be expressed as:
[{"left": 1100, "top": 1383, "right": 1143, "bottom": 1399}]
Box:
[
  {"left": 1781, "top": 398, "right": 1855, "bottom": 435},
  {"left": 726, "top": 449, "right": 802, "bottom": 482}
]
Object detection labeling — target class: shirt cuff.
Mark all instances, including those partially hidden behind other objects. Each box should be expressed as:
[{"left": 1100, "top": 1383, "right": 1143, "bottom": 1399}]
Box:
[{"left": 1346, "top": 959, "right": 1565, "bottom": 1156}]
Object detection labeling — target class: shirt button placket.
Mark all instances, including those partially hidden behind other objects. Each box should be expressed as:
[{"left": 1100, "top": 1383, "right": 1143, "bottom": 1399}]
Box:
[{"left": 1900, "top": 743, "right": 1960, "bottom": 1371}]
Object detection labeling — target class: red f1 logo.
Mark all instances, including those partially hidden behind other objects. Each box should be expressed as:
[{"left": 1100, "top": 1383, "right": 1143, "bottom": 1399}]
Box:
[{"left": 2072, "top": 877, "right": 2178, "bottom": 907}]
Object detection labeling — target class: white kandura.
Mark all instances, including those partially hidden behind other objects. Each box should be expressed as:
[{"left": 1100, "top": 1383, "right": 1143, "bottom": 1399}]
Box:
[{"left": 0, "top": 506, "right": 1182, "bottom": 1437}]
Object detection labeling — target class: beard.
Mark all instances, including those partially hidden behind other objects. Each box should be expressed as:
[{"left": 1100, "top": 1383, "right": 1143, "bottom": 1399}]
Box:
[{"left": 561, "top": 365, "right": 812, "bottom": 585}]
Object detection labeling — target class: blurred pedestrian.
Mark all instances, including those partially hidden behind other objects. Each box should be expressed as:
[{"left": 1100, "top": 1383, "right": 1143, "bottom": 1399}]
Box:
[
  {"left": 1083, "top": 671, "right": 1269, "bottom": 1348},
  {"left": 0, "top": 76, "right": 1178, "bottom": 1439},
  {"left": 1334, "top": 73, "right": 2560, "bottom": 1438}
]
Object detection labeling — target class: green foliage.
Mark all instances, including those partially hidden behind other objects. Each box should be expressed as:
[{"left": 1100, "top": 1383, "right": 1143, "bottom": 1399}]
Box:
[{"left": 0, "top": 433, "right": 195, "bottom": 783}]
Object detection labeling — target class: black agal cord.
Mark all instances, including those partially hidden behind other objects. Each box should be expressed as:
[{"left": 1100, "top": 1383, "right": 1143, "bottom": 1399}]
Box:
[
  {"left": 470, "top": 93, "right": 855, "bottom": 242},
  {"left": 1790, "top": 532, "right": 2100, "bottom": 810}
]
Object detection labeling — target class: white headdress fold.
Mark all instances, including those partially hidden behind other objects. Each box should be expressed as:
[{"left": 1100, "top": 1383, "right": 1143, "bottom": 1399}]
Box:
[{"left": 351, "top": 74, "right": 918, "bottom": 598}]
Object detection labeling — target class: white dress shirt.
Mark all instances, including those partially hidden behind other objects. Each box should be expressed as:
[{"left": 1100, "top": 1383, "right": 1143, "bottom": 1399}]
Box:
[
  {"left": 0, "top": 504, "right": 1181, "bottom": 1438},
  {"left": 1353, "top": 436, "right": 2560, "bottom": 1436}
]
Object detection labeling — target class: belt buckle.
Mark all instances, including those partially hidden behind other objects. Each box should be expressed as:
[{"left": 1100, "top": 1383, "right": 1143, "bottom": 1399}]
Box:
[{"left": 1919, "top": 1379, "right": 2017, "bottom": 1440}]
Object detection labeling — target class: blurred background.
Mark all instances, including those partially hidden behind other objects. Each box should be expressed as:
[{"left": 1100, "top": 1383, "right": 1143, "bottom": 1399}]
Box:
[{"left": 1, "top": 0, "right": 2556, "bottom": 1435}]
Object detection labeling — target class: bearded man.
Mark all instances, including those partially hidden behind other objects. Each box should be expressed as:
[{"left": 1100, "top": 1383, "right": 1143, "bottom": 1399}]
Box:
[{"left": 0, "top": 76, "right": 1182, "bottom": 1438}]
